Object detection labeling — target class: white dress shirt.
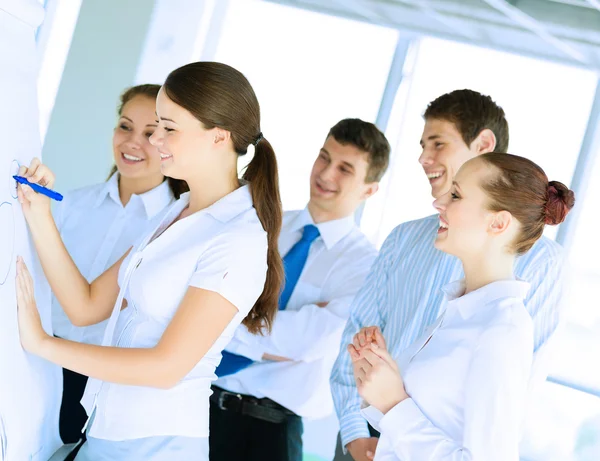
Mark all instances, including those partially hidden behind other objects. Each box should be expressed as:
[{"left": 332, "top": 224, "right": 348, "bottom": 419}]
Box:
[
  {"left": 362, "top": 279, "right": 534, "bottom": 461},
  {"left": 52, "top": 173, "right": 174, "bottom": 344},
  {"left": 79, "top": 185, "right": 269, "bottom": 441},
  {"left": 216, "top": 208, "right": 377, "bottom": 418}
]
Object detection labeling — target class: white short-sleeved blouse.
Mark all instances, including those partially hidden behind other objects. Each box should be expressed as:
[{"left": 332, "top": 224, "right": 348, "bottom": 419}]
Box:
[{"left": 80, "top": 185, "right": 268, "bottom": 441}]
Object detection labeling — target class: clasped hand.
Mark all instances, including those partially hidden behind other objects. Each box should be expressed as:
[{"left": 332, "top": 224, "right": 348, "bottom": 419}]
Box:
[{"left": 348, "top": 326, "right": 408, "bottom": 415}]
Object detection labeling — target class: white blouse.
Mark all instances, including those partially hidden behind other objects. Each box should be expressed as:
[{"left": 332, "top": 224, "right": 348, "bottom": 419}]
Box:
[
  {"left": 52, "top": 173, "right": 174, "bottom": 345},
  {"left": 80, "top": 185, "right": 269, "bottom": 441},
  {"left": 362, "top": 279, "right": 534, "bottom": 461}
]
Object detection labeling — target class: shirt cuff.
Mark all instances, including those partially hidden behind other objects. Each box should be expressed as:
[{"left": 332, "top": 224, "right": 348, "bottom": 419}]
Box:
[
  {"left": 339, "top": 412, "right": 371, "bottom": 453},
  {"left": 360, "top": 405, "right": 384, "bottom": 433},
  {"left": 379, "top": 398, "right": 424, "bottom": 437}
]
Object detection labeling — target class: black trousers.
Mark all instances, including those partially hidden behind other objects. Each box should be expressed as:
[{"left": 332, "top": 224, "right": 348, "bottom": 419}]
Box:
[
  {"left": 59, "top": 367, "right": 89, "bottom": 444},
  {"left": 209, "top": 399, "right": 303, "bottom": 461}
]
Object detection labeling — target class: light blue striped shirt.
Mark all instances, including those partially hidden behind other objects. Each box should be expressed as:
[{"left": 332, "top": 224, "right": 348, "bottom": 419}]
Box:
[{"left": 330, "top": 213, "right": 565, "bottom": 448}]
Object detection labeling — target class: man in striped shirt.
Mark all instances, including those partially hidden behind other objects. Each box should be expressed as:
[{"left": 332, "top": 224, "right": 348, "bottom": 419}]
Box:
[{"left": 330, "top": 89, "right": 565, "bottom": 461}]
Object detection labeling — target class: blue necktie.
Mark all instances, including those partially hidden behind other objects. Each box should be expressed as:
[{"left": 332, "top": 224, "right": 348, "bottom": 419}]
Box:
[
  {"left": 278, "top": 224, "right": 320, "bottom": 310},
  {"left": 216, "top": 224, "right": 320, "bottom": 377}
]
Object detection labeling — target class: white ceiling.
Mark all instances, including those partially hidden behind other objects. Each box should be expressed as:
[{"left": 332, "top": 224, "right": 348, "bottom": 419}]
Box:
[{"left": 265, "top": 0, "right": 600, "bottom": 70}]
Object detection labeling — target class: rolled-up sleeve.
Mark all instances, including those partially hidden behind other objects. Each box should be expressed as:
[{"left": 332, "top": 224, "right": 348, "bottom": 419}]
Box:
[{"left": 330, "top": 228, "right": 398, "bottom": 448}]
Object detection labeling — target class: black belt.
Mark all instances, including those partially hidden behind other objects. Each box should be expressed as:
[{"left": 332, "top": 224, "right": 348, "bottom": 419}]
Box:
[{"left": 210, "top": 386, "right": 297, "bottom": 424}]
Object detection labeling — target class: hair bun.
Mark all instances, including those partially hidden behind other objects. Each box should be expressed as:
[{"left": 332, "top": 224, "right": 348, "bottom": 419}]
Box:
[{"left": 544, "top": 181, "right": 575, "bottom": 225}]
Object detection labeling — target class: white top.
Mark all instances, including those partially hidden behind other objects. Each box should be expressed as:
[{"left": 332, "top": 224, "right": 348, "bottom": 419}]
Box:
[
  {"left": 216, "top": 208, "right": 377, "bottom": 418},
  {"left": 362, "top": 279, "right": 534, "bottom": 461},
  {"left": 80, "top": 185, "right": 269, "bottom": 441},
  {"left": 52, "top": 173, "right": 175, "bottom": 345}
]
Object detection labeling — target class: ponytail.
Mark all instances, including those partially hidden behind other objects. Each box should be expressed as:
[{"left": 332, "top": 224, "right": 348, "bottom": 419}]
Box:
[
  {"left": 242, "top": 137, "right": 284, "bottom": 334},
  {"left": 162, "top": 61, "right": 284, "bottom": 334},
  {"left": 106, "top": 165, "right": 118, "bottom": 181},
  {"left": 165, "top": 177, "right": 189, "bottom": 200}
]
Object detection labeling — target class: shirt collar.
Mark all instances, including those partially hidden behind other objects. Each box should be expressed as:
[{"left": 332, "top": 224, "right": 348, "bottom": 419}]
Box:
[
  {"left": 442, "top": 278, "right": 531, "bottom": 319},
  {"left": 197, "top": 184, "right": 254, "bottom": 223},
  {"left": 287, "top": 208, "right": 356, "bottom": 249},
  {"left": 93, "top": 172, "right": 120, "bottom": 209},
  {"left": 138, "top": 179, "right": 174, "bottom": 219},
  {"left": 93, "top": 173, "right": 174, "bottom": 219}
]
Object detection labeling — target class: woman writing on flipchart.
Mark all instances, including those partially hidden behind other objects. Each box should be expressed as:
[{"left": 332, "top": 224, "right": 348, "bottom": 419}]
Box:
[
  {"left": 14, "top": 61, "right": 283, "bottom": 460},
  {"left": 53, "top": 83, "right": 187, "bottom": 445}
]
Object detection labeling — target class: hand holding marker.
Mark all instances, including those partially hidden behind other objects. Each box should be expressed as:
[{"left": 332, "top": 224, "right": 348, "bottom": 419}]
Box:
[{"left": 13, "top": 175, "right": 63, "bottom": 202}]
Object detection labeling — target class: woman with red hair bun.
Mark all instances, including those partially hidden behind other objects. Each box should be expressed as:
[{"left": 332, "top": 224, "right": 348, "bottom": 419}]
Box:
[{"left": 349, "top": 153, "right": 574, "bottom": 461}]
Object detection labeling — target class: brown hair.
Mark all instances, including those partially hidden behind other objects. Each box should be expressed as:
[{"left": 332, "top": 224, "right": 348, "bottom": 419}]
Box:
[
  {"left": 328, "top": 118, "right": 390, "bottom": 182},
  {"left": 107, "top": 84, "right": 189, "bottom": 199},
  {"left": 163, "top": 62, "right": 283, "bottom": 334},
  {"left": 424, "top": 89, "right": 509, "bottom": 153},
  {"left": 479, "top": 153, "right": 575, "bottom": 255}
]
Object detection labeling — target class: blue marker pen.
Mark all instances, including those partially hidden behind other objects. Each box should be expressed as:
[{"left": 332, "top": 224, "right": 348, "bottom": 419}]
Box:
[{"left": 13, "top": 175, "right": 63, "bottom": 202}]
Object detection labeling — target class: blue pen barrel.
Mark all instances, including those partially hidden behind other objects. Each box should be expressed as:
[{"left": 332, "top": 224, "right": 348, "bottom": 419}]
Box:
[{"left": 13, "top": 175, "right": 64, "bottom": 201}]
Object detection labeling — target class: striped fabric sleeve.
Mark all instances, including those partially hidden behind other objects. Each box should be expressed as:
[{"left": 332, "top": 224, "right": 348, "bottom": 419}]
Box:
[
  {"left": 330, "top": 226, "right": 400, "bottom": 449},
  {"left": 516, "top": 239, "right": 564, "bottom": 352}
]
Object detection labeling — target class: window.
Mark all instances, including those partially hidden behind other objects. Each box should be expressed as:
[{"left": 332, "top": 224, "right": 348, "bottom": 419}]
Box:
[
  {"left": 213, "top": 0, "right": 398, "bottom": 211},
  {"left": 521, "top": 381, "right": 600, "bottom": 460},
  {"left": 522, "top": 138, "right": 600, "bottom": 460},
  {"left": 37, "top": 0, "right": 83, "bottom": 141},
  {"left": 362, "top": 37, "right": 597, "bottom": 247}
]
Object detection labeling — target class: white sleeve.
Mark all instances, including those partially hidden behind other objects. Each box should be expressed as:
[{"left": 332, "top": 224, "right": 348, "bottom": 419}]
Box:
[
  {"left": 222, "top": 335, "right": 265, "bottom": 362},
  {"left": 377, "top": 323, "right": 533, "bottom": 461},
  {"left": 232, "top": 296, "right": 354, "bottom": 362},
  {"left": 230, "top": 246, "right": 376, "bottom": 362},
  {"left": 189, "top": 232, "right": 268, "bottom": 317}
]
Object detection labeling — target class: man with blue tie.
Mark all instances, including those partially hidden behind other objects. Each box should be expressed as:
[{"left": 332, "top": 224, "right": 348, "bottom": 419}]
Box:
[{"left": 208, "top": 118, "right": 391, "bottom": 461}]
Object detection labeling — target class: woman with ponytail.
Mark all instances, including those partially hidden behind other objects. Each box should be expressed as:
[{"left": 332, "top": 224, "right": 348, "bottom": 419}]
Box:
[
  {"left": 349, "top": 153, "right": 574, "bottom": 461},
  {"left": 14, "top": 62, "right": 283, "bottom": 460},
  {"left": 52, "top": 83, "right": 185, "bottom": 445}
]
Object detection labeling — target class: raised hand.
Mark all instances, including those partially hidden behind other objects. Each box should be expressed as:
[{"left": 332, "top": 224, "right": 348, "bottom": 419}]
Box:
[
  {"left": 349, "top": 326, "right": 387, "bottom": 361},
  {"left": 352, "top": 341, "right": 408, "bottom": 415},
  {"left": 16, "top": 157, "right": 56, "bottom": 220},
  {"left": 15, "top": 256, "right": 48, "bottom": 354}
]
